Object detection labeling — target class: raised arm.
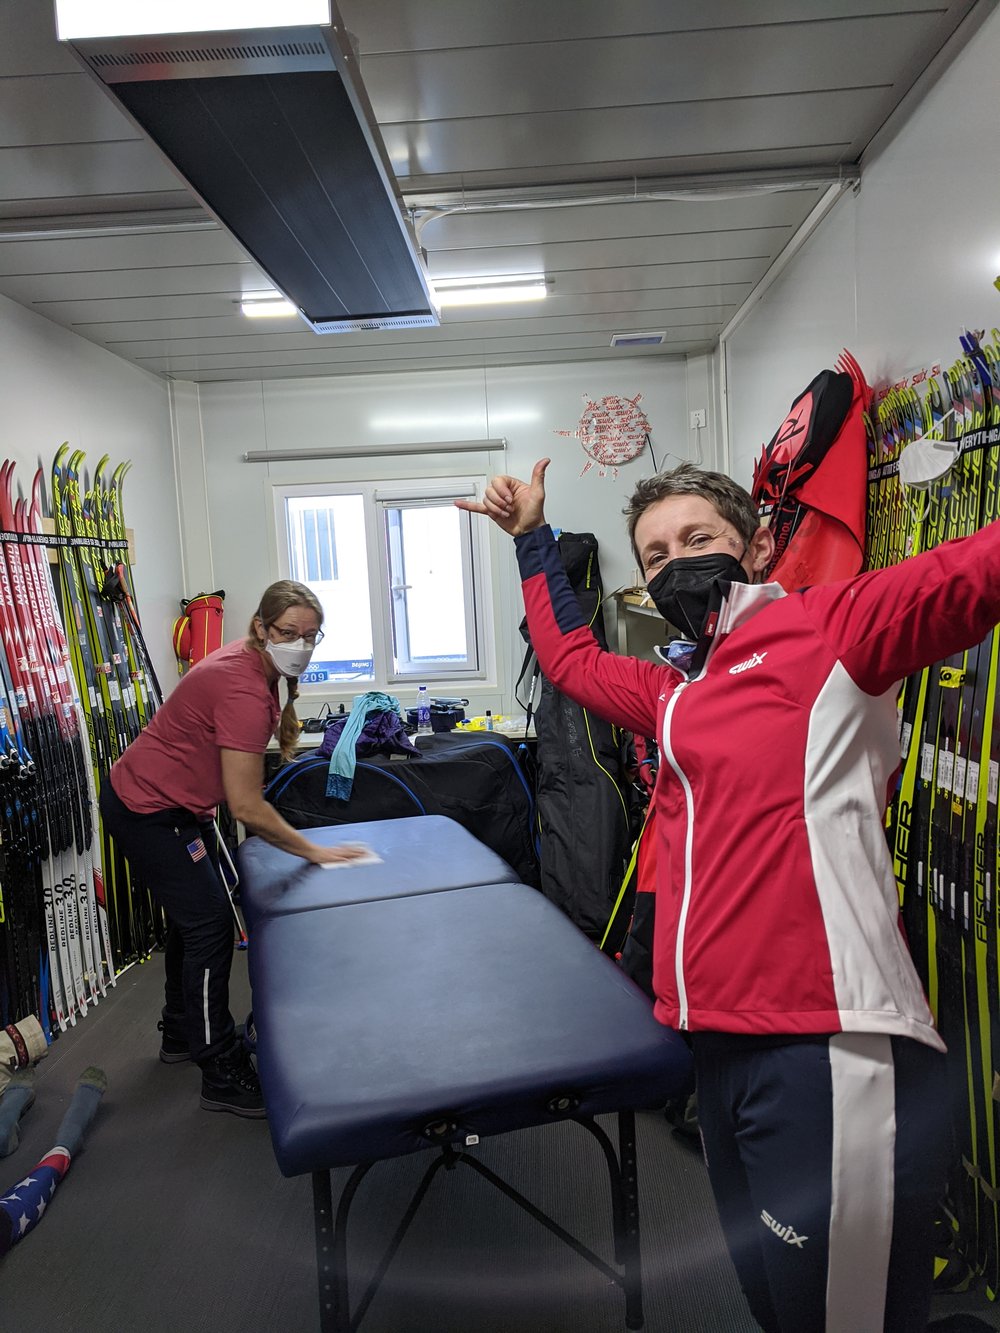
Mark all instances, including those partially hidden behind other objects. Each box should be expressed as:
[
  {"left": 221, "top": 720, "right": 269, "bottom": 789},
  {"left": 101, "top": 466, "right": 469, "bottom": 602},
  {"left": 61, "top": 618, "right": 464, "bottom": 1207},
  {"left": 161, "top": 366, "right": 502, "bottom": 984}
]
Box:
[
  {"left": 804, "top": 519, "right": 1000, "bottom": 695},
  {"left": 455, "top": 458, "right": 550, "bottom": 535},
  {"left": 221, "top": 749, "right": 370, "bottom": 864},
  {"left": 460, "top": 458, "right": 666, "bottom": 739}
]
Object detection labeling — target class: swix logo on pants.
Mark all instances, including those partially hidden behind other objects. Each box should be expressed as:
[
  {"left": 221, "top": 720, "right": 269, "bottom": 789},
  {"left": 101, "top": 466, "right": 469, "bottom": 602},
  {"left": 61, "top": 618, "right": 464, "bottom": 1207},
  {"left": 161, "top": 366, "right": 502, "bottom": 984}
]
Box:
[{"left": 761, "top": 1209, "right": 808, "bottom": 1248}]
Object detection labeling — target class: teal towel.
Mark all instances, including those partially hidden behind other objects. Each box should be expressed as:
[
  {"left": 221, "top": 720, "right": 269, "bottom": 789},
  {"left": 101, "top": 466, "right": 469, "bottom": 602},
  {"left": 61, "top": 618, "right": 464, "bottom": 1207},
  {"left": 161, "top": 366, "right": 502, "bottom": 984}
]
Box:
[{"left": 326, "top": 691, "right": 403, "bottom": 799}]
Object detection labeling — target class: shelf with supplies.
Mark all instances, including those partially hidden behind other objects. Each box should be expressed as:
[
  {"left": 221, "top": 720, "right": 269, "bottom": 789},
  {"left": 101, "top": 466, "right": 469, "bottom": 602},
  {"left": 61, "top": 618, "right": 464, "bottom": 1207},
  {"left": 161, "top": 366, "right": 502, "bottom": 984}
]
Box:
[{"left": 612, "top": 589, "right": 666, "bottom": 659}]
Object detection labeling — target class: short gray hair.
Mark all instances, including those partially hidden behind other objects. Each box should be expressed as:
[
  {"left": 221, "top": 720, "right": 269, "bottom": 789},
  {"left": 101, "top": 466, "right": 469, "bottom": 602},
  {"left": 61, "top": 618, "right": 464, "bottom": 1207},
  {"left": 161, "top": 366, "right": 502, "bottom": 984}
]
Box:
[{"left": 623, "top": 462, "right": 761, "bottom": 566}]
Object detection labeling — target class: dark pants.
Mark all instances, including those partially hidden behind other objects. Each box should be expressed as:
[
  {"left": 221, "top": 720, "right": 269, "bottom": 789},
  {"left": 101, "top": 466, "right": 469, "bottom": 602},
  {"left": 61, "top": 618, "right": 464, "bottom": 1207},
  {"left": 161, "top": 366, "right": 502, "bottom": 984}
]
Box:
[
  {"left": 99, "top": 778, "right": 236, "bottom": 1064},
  {"left": 692, "top": 1030, "right": 948, "bottom": 1333}
]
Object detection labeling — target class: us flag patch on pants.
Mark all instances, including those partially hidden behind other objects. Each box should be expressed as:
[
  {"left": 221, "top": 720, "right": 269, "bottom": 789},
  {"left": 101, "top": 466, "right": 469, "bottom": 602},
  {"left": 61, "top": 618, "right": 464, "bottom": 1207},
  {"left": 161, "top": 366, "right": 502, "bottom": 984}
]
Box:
[{"left": 187, "top": 837, "right": 207, "bottom": 863}]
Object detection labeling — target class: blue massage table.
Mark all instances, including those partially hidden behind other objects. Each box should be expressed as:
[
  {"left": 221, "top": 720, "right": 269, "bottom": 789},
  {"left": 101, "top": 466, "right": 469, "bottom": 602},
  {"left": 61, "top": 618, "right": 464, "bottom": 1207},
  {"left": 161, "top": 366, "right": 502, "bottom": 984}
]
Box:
[
  {"left": 238, "top": 816, "right": 692, "bottom": 1331},
  {"left": 237, "top": 815, "right": 520, "bottom": 930}
]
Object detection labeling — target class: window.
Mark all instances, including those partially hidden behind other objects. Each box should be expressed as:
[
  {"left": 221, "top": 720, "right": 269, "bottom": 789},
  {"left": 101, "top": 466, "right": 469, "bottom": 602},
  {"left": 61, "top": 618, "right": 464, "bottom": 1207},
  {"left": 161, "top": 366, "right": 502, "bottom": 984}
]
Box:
[
  {"left": 282, "top": 492, "right": 373, "bottom": 680},
  {"left": 291, "top": 505, "right": 338, "bottom": 583},
  {"left": 273, "top": 478, "right": 492, "bottom": 688}
]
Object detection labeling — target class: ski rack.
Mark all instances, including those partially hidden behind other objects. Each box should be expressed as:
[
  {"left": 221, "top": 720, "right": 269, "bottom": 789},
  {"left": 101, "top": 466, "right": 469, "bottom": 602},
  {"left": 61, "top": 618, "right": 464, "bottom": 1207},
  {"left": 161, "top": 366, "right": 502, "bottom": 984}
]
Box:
[{"left": 875, "top": 331, "right": 1000, "bottom": 1296}]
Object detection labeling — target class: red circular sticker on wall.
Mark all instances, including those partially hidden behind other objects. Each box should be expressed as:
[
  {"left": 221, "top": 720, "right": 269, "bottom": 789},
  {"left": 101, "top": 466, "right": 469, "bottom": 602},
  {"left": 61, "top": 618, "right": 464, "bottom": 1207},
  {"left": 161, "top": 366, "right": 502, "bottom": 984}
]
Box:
[{"left": 556, "top": 393, "right": 651, "bottom": 478}]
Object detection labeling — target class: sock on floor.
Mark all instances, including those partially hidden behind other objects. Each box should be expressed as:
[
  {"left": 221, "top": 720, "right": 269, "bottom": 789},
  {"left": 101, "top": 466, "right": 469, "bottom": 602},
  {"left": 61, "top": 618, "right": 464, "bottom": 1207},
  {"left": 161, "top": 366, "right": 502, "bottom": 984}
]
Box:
[
  {"left": 0, "top": 1069, "right": 36, "bottom": 1157},
  {"left": 54, "top": 1067, "right": 108, "bottom": 1157}
]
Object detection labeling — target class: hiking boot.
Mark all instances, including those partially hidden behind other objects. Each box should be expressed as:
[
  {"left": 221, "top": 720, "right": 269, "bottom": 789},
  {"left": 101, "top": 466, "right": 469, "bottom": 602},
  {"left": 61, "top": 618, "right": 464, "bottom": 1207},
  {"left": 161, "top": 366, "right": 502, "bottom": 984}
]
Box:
[
  {"left": 199, "top": 1047, "right": 266, "bottom": 1119},
  {"left": 157, "top": 1020, "right": 191, "bottom": 1065}
]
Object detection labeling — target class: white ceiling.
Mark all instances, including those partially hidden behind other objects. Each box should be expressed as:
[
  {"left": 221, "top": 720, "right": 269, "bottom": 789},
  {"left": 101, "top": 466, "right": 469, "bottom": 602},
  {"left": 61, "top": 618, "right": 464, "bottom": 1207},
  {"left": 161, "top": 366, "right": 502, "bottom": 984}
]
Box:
[{"left": 0, "top": 0, "right": 986, "bottom": 383}]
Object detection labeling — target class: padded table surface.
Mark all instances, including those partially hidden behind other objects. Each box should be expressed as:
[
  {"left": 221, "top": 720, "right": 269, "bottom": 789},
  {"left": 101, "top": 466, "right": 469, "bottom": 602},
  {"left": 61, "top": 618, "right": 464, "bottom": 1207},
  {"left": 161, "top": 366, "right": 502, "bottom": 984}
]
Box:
[
  {"left": 237, "top": 814, "right": 520, "bottom": 929},
  {"left": 250, "top": 879, "right": 691, "bottom": 1176}
]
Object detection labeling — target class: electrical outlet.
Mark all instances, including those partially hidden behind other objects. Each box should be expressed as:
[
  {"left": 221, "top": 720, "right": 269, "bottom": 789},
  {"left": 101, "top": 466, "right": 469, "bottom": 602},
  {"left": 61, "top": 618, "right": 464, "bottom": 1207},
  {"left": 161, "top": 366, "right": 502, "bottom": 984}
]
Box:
[{"left": 690, "top": 409, "right": 707, "bottom": 429}]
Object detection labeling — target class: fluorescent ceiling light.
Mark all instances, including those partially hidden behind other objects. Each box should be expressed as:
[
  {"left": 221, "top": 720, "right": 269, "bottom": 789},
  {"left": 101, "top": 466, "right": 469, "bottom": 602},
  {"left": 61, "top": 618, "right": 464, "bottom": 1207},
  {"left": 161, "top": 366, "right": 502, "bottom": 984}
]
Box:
[
  {"left": 55, "top": 1, "right": 331, "bottom": 39},
  {"left": 431, "top": 275, "right": 548, "bottom": 309},
  {"left": 434, "top": 284, "right": 547, "bottom": 309},
  {"left": 241, "top": 296, "right": 298, "bottom": 319}
]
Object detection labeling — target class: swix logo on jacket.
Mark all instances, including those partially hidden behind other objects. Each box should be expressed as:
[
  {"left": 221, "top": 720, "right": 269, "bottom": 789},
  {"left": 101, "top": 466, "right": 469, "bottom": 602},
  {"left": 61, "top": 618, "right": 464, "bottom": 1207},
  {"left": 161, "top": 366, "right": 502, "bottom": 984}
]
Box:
[
  {"left": 728, "top": 650, "right": 767, "bottom": 675},
  {"left": 761, "top": 1210, "right": 808, "bottom": 1248},
  {"left": 511, "top": 522, "right": 1000, "bottom": 1052}
]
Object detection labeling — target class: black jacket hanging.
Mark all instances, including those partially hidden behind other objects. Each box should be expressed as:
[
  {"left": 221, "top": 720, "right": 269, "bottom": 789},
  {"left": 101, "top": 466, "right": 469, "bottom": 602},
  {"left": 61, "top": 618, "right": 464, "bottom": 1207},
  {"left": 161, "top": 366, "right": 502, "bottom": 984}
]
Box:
[{"left": 521, "top": 530, "right": 642, "bottom": 941}]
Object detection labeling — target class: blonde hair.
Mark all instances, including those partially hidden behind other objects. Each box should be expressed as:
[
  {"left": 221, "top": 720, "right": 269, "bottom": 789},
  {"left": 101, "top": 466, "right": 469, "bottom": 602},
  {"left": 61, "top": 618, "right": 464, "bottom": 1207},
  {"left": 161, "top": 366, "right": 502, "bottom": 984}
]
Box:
[{"left": 246, "top": 580, "right": 324, "bottom": 763}]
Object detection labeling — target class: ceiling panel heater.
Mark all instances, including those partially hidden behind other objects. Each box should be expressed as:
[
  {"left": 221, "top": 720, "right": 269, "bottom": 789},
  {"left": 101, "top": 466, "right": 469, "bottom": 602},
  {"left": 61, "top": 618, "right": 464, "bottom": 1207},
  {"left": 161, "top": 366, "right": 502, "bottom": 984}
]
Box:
[{"left": 60, "top": 9, "right": 438, "bottom": 334}]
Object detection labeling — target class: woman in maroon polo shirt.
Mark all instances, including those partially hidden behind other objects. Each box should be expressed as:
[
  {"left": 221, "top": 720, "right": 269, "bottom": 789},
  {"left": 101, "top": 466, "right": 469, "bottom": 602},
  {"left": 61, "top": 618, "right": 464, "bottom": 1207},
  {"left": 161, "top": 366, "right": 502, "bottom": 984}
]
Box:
[{"left": 100, "top": 579, "right": 367, "bottom": 1118}]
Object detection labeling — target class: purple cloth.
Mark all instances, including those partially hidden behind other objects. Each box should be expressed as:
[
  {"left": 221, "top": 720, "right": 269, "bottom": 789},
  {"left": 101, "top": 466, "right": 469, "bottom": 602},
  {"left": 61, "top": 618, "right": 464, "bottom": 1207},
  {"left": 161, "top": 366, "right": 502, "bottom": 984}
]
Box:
[{"left": 317, "top": 711, "right": 421, "bottom": 762}]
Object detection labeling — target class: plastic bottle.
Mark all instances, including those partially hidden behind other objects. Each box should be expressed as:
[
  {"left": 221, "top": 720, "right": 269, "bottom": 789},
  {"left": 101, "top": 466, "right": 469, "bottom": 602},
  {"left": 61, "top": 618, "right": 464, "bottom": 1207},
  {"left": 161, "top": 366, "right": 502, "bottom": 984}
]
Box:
[
  {"left": 484, "top": 709, "right": 494, "bottom": 731},
  {"left": 416, "top": 684, "right": 433, "bottom": 735}
]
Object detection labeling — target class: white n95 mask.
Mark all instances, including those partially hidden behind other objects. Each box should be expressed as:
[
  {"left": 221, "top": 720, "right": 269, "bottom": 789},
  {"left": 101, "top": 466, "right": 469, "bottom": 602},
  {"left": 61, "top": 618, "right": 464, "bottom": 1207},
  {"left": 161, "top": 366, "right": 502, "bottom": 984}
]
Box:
[
  {"left": 264, "top": 638, "right": 314, "bottom": 677},
  {"left": 897, "top": 409, "right": 959, "bottom": 490},
  {"left": 897, "top": 434, "right": 959, "bottom": 489}
]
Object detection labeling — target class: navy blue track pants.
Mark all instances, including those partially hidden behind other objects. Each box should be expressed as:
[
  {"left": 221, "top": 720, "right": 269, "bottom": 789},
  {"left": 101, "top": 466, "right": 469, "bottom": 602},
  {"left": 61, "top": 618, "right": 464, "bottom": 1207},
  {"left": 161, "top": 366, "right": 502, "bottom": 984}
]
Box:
[
  {"left": 692, "top": 1031, "right": 949, "bottom": 1332},
  {"left": 99, "top": 779, "right": 237, "bottom": 1064}
]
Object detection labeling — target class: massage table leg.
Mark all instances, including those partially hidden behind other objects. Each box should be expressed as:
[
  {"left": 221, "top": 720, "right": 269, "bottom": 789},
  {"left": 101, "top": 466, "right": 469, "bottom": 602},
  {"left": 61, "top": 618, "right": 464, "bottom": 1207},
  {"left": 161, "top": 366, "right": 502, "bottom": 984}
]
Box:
[{"left": 310, "top": 1111, "right": 649, "bottom": 1332}]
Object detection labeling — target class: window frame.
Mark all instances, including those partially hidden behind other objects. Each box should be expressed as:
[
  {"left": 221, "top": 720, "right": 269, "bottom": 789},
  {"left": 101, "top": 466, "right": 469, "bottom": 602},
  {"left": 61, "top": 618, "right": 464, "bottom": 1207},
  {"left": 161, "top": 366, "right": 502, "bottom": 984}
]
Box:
[{"left": 272, "top": 475, "right": 496, "bottom": 691}]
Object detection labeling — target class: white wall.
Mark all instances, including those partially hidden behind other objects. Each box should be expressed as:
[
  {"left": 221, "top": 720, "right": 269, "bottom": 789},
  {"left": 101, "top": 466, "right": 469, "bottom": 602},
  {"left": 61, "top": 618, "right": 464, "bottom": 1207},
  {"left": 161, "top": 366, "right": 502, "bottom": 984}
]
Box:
[
  {"left": 724, "top": 4, "right": 1000, "bottom": 490},
  {"left": 188, "top": 356, "right": 694, "bottom": 713},
  {"left": 0, "top": 291, "right": 180, "bottom": 690}
]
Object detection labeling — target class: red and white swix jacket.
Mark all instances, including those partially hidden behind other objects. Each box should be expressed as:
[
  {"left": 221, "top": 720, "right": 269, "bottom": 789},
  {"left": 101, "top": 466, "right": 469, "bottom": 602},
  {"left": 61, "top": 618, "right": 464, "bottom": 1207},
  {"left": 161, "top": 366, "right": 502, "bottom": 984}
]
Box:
[{"left": 516, "top": 521, "right": 1000, "bottom": 1050}]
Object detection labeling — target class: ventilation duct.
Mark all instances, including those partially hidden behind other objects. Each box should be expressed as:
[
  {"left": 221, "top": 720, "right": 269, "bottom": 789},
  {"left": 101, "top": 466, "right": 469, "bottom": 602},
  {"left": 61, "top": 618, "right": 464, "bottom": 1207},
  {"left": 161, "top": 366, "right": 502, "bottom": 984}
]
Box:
[
  {"left": 610, "top": 332, "right": 666, "bottom": 348},
  {"left": 59, "top": 7, "right": 438, "bottom": 335}
]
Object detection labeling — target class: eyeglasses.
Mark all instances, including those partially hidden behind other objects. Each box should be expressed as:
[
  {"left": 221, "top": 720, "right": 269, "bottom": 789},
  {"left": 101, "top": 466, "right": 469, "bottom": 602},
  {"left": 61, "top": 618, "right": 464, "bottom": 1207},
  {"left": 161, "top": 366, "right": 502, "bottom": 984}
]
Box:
[{"left": 268, "top": 624, "right": 324, "bottom": 646}]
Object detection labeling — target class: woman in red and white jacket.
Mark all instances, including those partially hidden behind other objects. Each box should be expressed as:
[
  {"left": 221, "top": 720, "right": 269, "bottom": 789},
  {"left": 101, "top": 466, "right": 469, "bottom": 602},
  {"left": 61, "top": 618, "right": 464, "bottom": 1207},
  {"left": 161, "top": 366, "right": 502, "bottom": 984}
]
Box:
[{"left": 459, "top": 458, "right": 993, "bottom": 1333}]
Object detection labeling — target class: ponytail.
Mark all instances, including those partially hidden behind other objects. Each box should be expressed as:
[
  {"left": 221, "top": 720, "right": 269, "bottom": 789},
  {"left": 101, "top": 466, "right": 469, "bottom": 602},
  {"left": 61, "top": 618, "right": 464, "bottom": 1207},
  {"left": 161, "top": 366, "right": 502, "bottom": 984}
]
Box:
[{"left": 278, "top": 676, "right": 301, "bottom": 763}]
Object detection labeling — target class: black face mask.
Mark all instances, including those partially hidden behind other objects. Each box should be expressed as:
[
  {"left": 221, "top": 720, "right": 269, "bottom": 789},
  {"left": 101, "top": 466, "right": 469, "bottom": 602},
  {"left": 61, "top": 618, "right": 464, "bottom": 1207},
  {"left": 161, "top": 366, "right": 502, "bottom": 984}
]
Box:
[{"left": 646, "top": 550, "right": 749, "bottom": 640}]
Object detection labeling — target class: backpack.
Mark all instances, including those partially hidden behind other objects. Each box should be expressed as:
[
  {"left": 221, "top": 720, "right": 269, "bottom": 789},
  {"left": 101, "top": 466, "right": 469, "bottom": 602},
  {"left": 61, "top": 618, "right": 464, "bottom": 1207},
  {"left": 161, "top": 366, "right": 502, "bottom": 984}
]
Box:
[
  {"left": 751, "top": 352, "right": 869, "bottom": 590},
  {"left": 172, "top": 590, "right": 225, "bottom": 673},
  {"left": 520, "top": 530, "right": 645, "bottom": 941}
]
